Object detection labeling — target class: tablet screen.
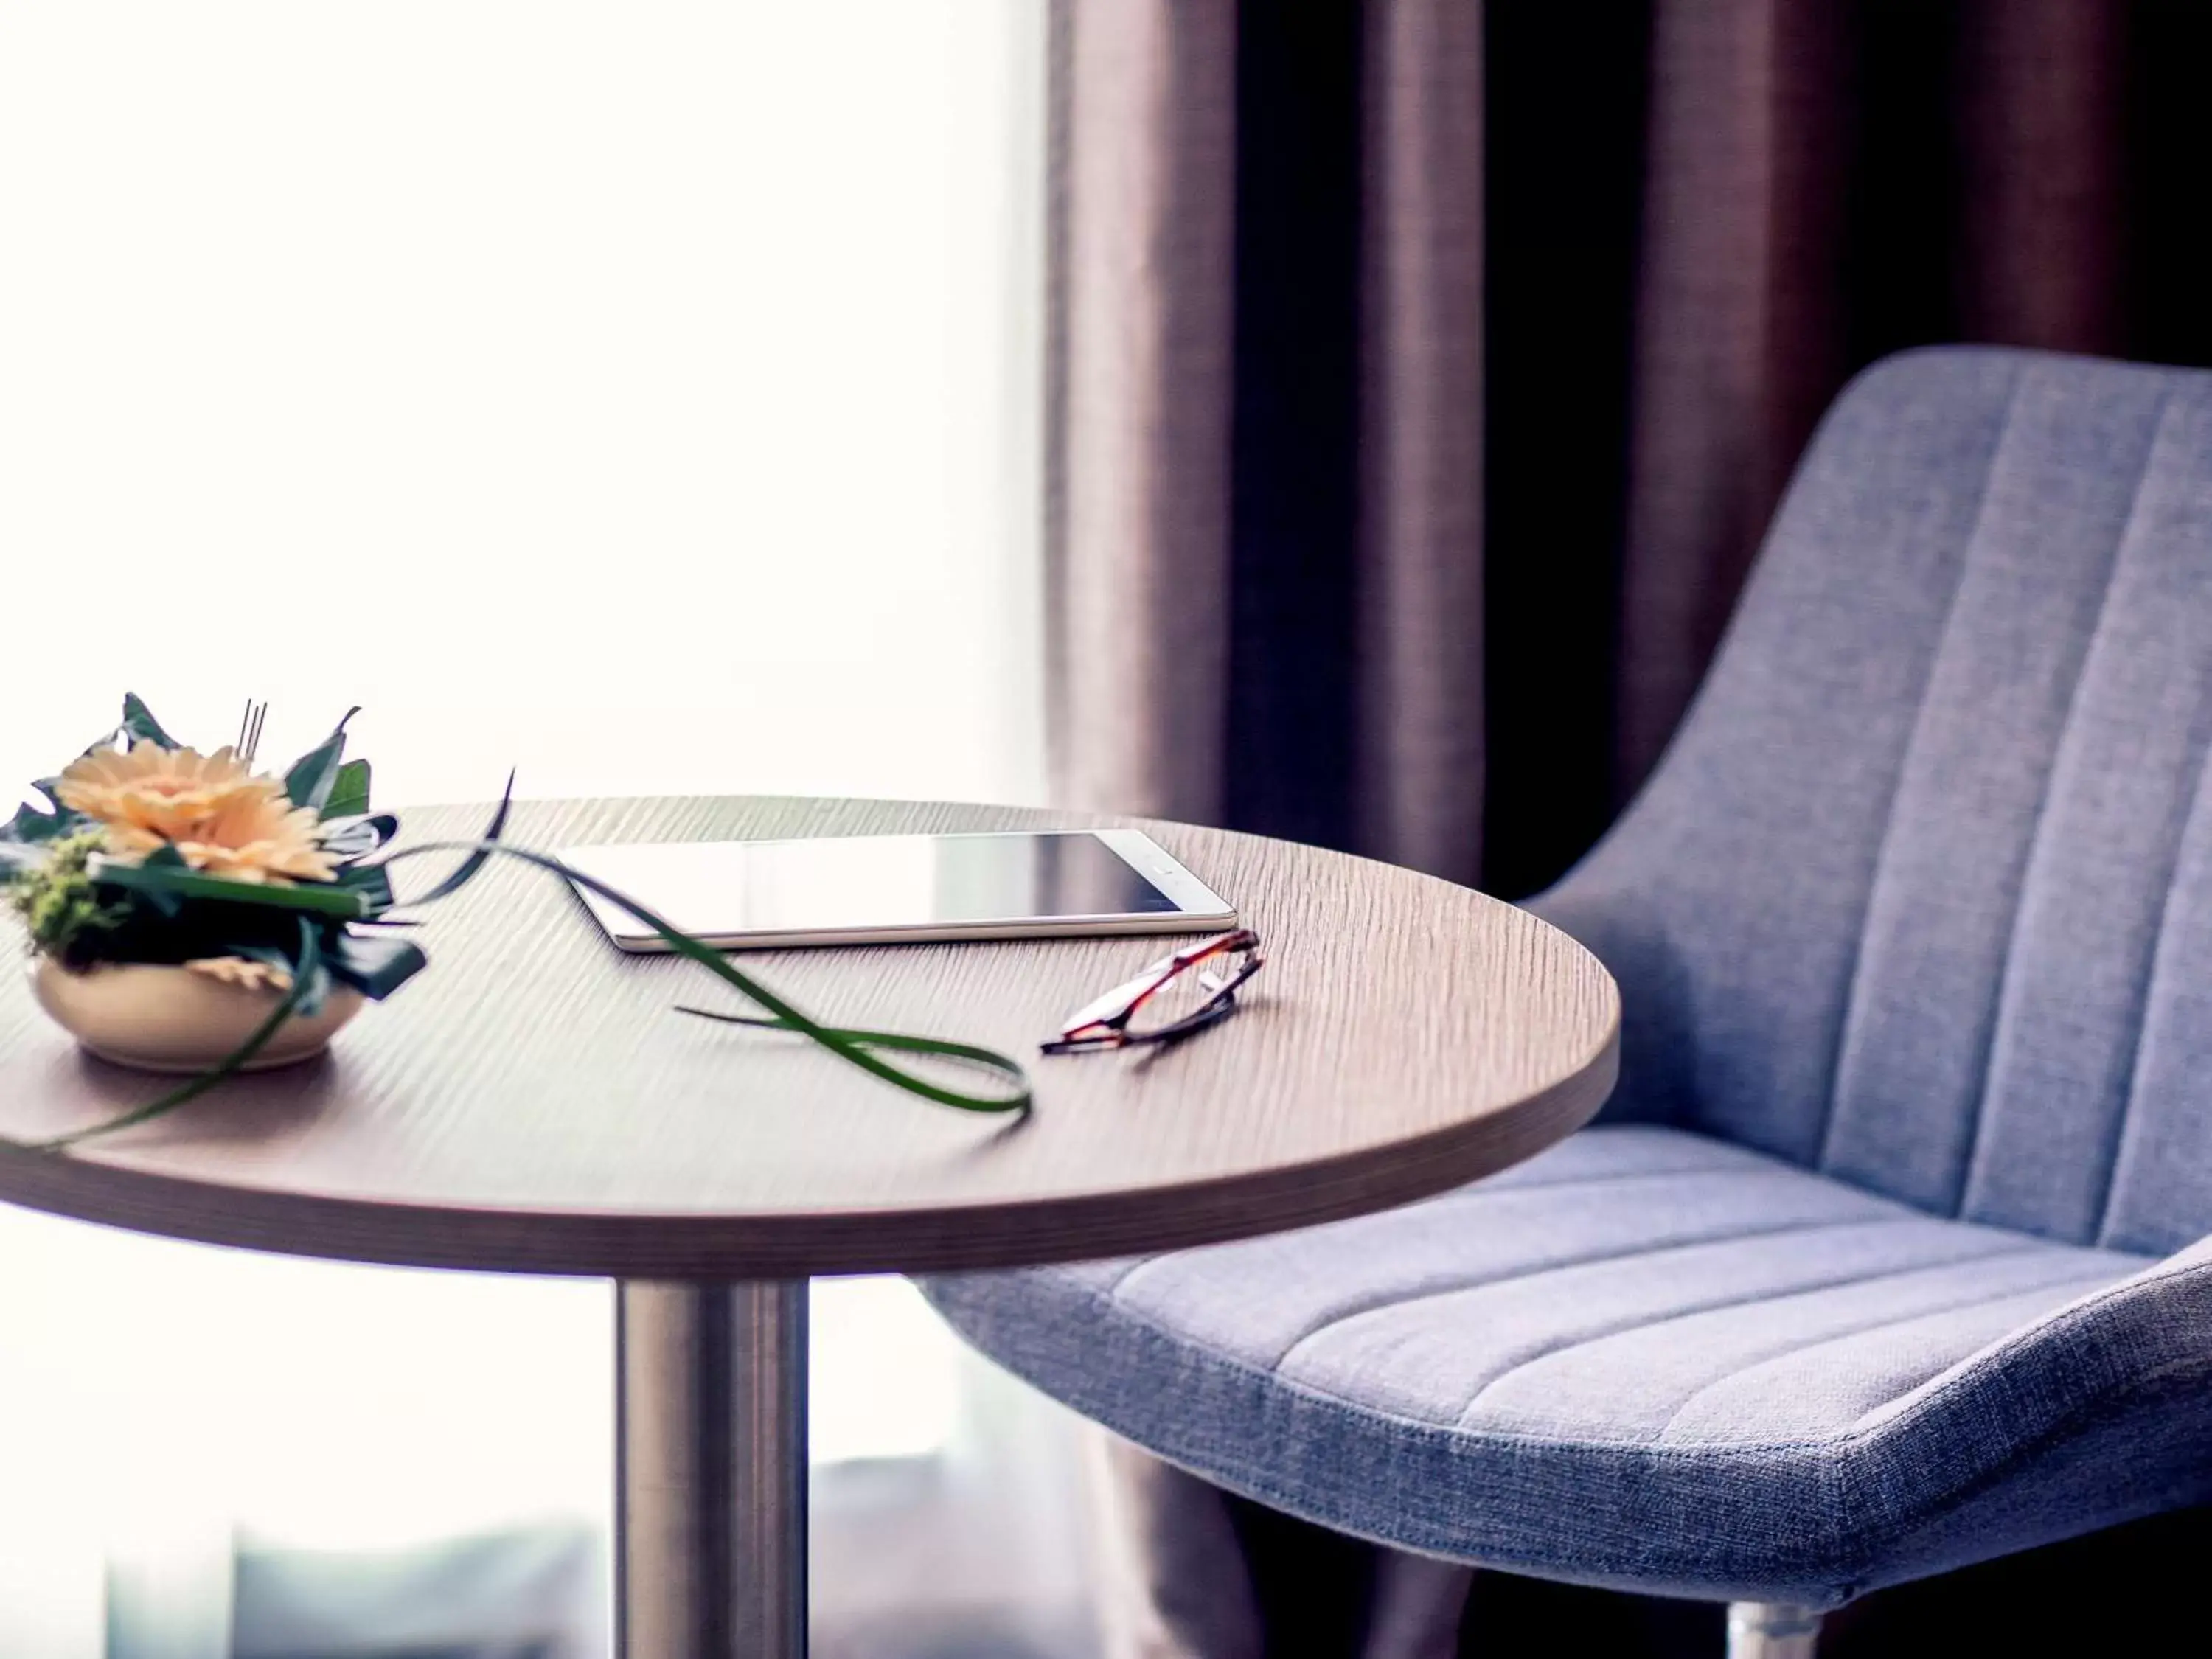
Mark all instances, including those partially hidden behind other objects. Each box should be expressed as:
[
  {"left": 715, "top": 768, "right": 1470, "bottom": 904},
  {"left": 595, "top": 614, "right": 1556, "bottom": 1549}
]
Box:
[{"left": 560, "top": 830, "right": 1219, "bottom": 947}]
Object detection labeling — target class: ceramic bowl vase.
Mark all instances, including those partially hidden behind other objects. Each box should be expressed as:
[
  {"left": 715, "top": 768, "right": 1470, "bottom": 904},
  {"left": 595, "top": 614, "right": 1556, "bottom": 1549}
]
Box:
[{"left": 32, "top": 959, "right": 363, "bottom": 1074}]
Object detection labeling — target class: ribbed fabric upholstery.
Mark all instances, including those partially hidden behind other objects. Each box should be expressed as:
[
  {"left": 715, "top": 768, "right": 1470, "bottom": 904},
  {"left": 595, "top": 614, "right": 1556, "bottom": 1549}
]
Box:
[
  {"left": 1020, "top": 1130, "right": 2138, "bottom": 1442},
  {"left": 1538, "top": 348, "right": 2212, "bottom": 1254},
  {"left": 925, "top": 349, "right": 2212, "bottom": 1604},
  {"left": 927, "top": 1126, "right": 2176, "bottom": 1603}
]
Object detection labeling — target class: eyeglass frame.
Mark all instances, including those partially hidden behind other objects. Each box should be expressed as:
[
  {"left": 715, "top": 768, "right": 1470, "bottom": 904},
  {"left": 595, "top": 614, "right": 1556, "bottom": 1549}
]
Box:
[{"left": 1040, "top": 928, "right": 1265, "bottom": 1054}]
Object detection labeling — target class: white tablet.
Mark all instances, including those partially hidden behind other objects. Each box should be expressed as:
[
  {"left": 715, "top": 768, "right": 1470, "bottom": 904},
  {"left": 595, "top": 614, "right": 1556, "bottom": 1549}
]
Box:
[{"left": 559, "top": 828, "right": 1237, "bottom": 952}]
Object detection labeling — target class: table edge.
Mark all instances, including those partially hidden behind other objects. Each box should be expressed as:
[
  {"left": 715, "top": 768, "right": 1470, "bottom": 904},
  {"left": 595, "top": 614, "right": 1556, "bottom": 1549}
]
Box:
[
  {"left": 0, "top": 1030, "right": 1618, "bottom": 1279},
  {"left": 0, "top": 795, "right": 1624, "bottom": 1278}
]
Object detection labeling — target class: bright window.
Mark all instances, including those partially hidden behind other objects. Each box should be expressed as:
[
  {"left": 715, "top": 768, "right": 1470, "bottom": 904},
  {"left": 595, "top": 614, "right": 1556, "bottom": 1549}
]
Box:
[
  {"left": 0, "top": 0, "right": 1042, "bottom": 804},
  {"left": 0, "top": 0, "right": 1043, "bottom": 1630}
]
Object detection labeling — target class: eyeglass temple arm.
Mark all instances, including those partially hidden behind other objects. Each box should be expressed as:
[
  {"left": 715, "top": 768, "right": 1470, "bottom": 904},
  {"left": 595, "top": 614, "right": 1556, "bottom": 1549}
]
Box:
[
  {"left": 1056, "top": 963, "right": 1179, "bottom": 1037},
  {"left": 1051, "top": 932, "right": 1258, "bottom": 1040}
]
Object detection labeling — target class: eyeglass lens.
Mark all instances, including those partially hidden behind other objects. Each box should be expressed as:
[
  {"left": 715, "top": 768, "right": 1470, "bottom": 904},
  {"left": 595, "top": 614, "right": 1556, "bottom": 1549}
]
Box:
[{"left": 1121, "top": 939, "right": 1261, "bottom": 1040}]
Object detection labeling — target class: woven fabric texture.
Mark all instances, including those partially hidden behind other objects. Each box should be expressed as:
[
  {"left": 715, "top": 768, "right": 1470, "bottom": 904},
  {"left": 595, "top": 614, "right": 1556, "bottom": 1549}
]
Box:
[{"left": 928, "top": 349, "right": 2212, "bottom": 1604}]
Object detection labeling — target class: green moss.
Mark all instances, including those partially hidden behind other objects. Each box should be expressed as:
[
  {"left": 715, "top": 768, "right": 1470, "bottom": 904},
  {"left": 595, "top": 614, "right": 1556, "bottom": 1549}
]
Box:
[{"left": 5, "top": 831, "right": 127, "bottom": 960}]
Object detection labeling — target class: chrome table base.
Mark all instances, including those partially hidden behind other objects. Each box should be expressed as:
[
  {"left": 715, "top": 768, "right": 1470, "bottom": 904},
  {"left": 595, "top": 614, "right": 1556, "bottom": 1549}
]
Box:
[
  {"left": 618, "top": 1280, "right": 809, "bottom": 1659},
  {"left": 614, "top": 1282, "right": 1836, "bottom": 1659},
  {"left": 1728, "top": 1601, "right": 1825, "bottom": 1658}
]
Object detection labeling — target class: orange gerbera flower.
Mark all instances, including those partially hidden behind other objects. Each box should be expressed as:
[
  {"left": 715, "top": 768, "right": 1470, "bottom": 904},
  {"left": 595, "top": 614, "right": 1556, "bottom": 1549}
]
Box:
[{"left": 55, "top": 742, "right": 337, "bottom": 884}]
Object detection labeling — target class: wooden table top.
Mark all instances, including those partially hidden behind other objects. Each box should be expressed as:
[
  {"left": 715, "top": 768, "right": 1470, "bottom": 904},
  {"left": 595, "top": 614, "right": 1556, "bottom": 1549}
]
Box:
[{"left": 0, "top": 797, "right": 1618, "bottom": 1279}]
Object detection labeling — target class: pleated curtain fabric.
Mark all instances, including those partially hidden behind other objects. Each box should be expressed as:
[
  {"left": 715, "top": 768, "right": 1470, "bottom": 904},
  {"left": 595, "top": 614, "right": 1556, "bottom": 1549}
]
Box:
[
  {"left": 1046, "top": 2, "right": 2212, "bottom": 1654},
  {"left": 1048, "top": 0, "right": 1487, "bottom": 888},
  {"left": 1357, "top": 0, "right": 1486, "bottom": 884},
  {"left": 1615, "top": 0, "right": 2135, "bottom": 792},
  {"left": 1049, "top": 0, "right": 2212, "bottom": 897},
  {"left": 1049, "top": 0, "right": 1239, "bottom": 839}
]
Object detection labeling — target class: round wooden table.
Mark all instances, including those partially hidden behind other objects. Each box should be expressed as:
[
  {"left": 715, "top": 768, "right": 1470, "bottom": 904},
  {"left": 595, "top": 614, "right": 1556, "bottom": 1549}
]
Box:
[{"left": 0, "top": 796, "right": 1619, "bottom": 1659}]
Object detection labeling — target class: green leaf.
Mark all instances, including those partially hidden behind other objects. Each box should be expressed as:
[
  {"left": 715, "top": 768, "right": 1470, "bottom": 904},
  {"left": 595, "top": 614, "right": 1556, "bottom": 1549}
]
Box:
[
  {"left": 119, "top": 693, "right": 181, "bottom": 750},
  {"left": 326, "top": 931, "right": 428, "bottom": 1000},
  {"left": 121, "top": 844, "right": 187, "bottom": 917},
  {"left": 320, "top": 813, "right": 398, "bottom": 866},
  {"left": 392, "top": 771, "right": 515, "bottom": 905},
  {"left": 1, "top": 793, "right": 76, "bottom": 844},
  {"left": 330, "top": 860, "right": 396, "bottom": 917},
  {"left": 283, "top": 708, "right": 361, "bottom": 813},
  {"left": 294, "top": 939, "right": 333, "bottom": 1017},
  {"left": 91, "top": 856, "right": 369, "bottom": 919},
  {"left": 322, "top": 759, "right": 372, "bottom": 821}
]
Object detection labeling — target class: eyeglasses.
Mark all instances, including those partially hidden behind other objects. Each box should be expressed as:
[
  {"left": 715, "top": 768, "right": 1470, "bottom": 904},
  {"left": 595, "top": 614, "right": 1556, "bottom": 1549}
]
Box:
[{"left": 1041, "top": 929, "right": 1265, "bottom": 1054}]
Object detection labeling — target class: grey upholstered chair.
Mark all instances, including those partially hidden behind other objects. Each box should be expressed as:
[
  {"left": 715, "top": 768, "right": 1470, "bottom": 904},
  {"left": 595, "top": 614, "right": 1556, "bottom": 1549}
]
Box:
[{"left": 926, "top": 347, "right": 2212, "bottom": 1655}]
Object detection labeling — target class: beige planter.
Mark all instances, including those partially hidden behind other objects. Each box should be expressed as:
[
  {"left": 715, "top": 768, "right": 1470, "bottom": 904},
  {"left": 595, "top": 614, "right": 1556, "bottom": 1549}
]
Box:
[{"left": 32, "top": 959, "right": 363, "bottom": 1074}]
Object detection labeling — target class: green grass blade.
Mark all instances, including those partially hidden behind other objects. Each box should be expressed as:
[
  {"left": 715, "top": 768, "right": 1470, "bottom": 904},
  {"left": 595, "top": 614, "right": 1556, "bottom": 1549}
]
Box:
[
  {"left": 24, "top": 916, "right": 321, "bottom": 1150},
  {"left": 381, "top": 840, "right": 1031, "bottom": 1115},
  {"left": 283, "top": 709, "right": 361, "bottom": 813},
  {"left": 390, "top": 776, "right": 515, "bottom": 905},
  {"left": 91, "top": 858, "right": 369, "bottom": 919},
  {"left": 119, "top": 693, "right": 181, "bottom": 750}
]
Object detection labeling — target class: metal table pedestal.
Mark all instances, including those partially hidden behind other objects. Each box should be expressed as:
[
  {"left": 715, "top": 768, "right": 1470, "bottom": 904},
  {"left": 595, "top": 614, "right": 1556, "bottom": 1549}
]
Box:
[{"left": 618, "top": 1279, "right": 808, "bottom": 1659}]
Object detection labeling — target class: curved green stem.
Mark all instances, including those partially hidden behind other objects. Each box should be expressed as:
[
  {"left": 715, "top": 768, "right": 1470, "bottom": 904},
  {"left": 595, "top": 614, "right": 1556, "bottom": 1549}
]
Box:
[
  {"left": 17, "top": 835, "right": 1032, "bottom": 1154},
  {"left": 375, "top": 841, "right": 1031, "bottom": 1116},
  {"left": 26, "top": 916, "right": 323, "bottom": 1151}
]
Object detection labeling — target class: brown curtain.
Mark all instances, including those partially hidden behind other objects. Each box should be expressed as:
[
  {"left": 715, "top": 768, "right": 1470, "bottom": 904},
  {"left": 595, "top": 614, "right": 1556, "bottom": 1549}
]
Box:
[
  {"left": 1051, "top": 1, "right": 2212, "bottom": 1655},
  {"left": 1615, "top": 0, "right": 2136, "bottom": 792},
  {"left": 1050, "top": 0, "right": 1486, "bottom": 887},
  {"left": 1050, "top": 0, "right": 1239, "bottom": 838},
  {"left": 1051, "top": 0, "right": 2212, "bottom": 898}
]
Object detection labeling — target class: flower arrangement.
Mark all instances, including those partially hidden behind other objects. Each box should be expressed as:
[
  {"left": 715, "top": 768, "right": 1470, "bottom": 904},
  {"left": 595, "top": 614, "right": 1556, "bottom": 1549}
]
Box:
[
  {"left": 5, "top": 695, "right": 473, "bottom": 993},
  {"left": 2, "top": 695, "right": 1027, "bottom": 1149}
]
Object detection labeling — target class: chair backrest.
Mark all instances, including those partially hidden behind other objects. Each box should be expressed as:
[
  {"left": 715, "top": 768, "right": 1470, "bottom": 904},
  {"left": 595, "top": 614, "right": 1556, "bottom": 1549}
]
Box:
[{"left": 1534, "top": 347, "right": 2212, "bottom": 1255}]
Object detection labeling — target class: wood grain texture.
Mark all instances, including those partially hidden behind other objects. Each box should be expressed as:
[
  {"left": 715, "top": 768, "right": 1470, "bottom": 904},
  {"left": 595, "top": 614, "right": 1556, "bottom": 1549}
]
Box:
[{"left": 0, "top": 798, "right": 1618, "bottom": 1278}]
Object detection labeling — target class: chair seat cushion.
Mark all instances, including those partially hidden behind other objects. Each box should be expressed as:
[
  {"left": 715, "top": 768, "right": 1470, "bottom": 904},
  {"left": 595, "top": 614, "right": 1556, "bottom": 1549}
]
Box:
[{"left": 922, "top": 1126, "right": 2208, "bottom": 1605}]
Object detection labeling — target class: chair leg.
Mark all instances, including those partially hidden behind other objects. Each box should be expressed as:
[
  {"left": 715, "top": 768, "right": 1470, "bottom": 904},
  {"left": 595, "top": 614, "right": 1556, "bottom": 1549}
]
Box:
[{"left": 1726, "top": 1601, "right": 1823, "bottom": 1658}]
